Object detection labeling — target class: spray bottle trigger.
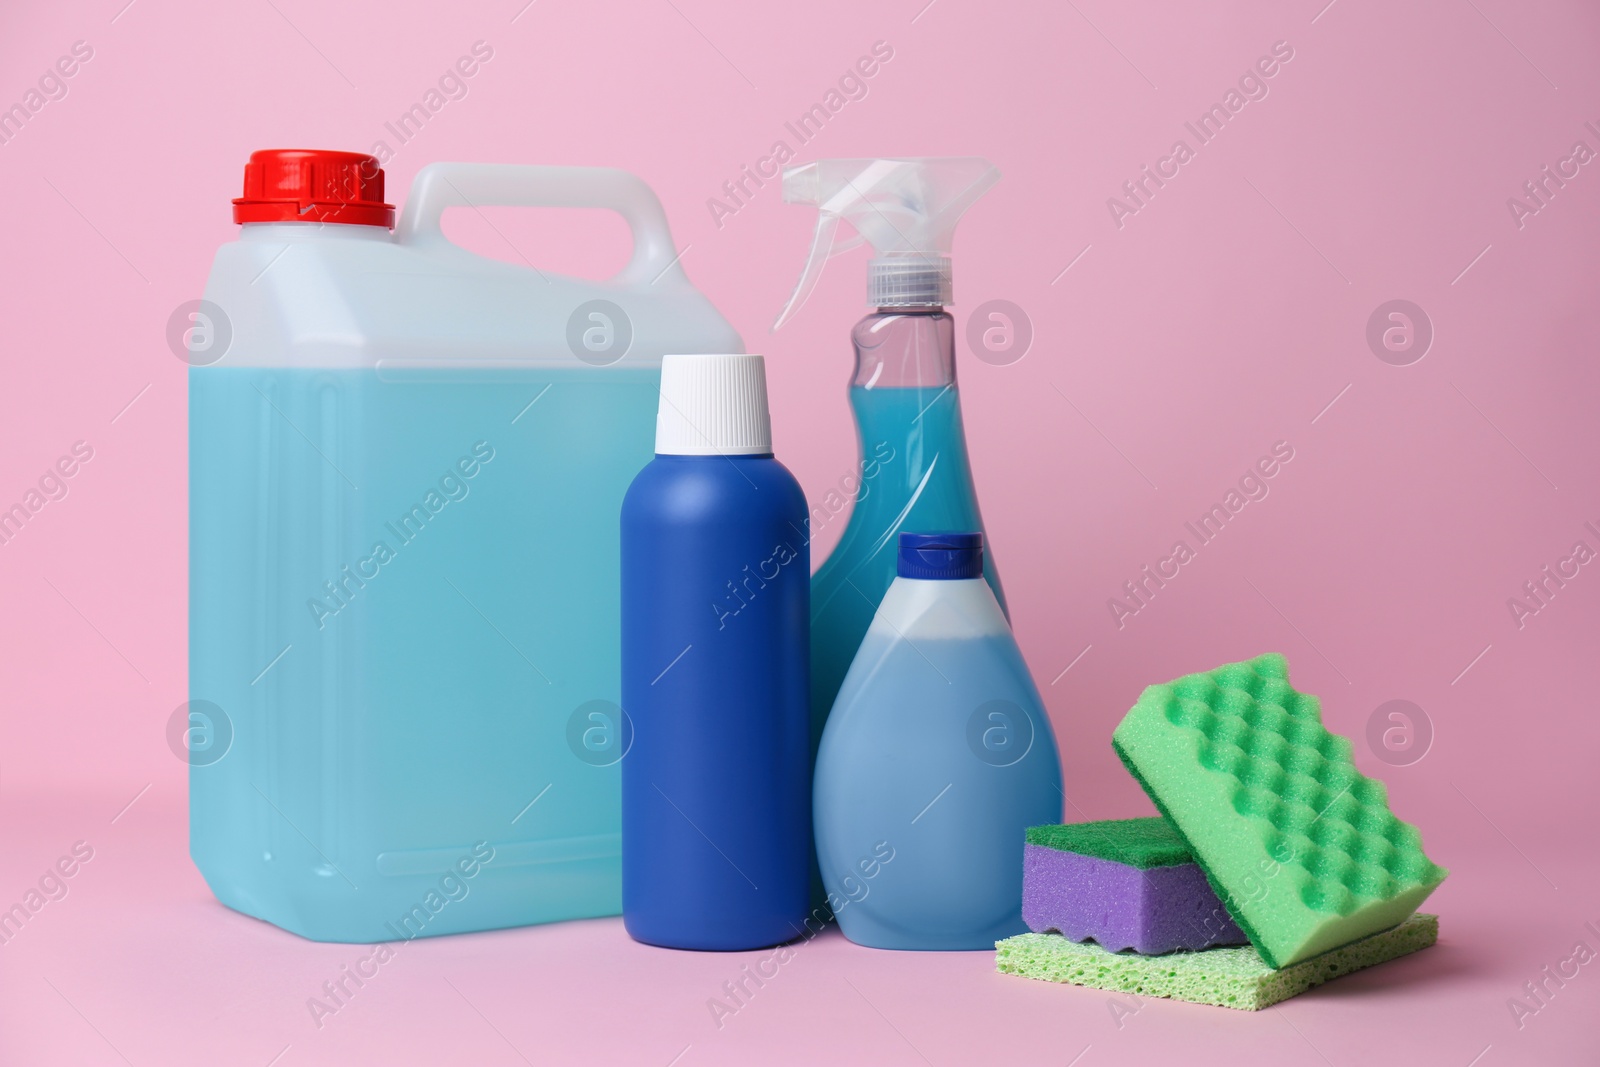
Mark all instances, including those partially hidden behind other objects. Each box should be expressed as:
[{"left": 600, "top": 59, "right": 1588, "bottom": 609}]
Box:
[
  {"left": 773, "top": 213, "right": 857, "bottom": 331},
  {"left": 771, "top": 157, "right": 1000, "bottom": 331}
]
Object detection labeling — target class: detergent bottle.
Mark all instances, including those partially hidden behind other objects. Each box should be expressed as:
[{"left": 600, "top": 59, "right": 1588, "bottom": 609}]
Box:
[
  {"left": 187, "top": 149, "right": 740, "bottom": 941},
  {"left": 620, "top": 354, "right": 811, "bottom": 950},
  {"left": 813, "top": 532, "right": 1061, "bottom": 950},
  {"left": 774, "top": 157, "right": 1007, "bottom": 756}
]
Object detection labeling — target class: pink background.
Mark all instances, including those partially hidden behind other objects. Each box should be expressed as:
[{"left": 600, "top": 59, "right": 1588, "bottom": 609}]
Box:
[{"left": 2, "top": 0, "right": 1597, "bottom": 1063}]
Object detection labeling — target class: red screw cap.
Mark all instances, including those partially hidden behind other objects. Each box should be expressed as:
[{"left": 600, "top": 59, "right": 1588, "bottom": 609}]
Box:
[{"left": 232, "top": 149, "right": 394, "bottom": 227}]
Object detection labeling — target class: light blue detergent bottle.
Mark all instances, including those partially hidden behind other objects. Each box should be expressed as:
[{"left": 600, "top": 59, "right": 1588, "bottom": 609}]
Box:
[
  {"left": 772, "top": 158, "right": 1008, "bottom": 757},
  {"left": 813, "top": 532, "right": 1061, "bottom": 950},
  {"left": 188, "top": 151, "right": 740, "bottom": 941}
]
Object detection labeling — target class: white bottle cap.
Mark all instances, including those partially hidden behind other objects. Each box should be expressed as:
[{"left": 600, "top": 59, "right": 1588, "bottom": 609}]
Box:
[{"left": 655, "top": 353, "right": 773, "bottom": 456}]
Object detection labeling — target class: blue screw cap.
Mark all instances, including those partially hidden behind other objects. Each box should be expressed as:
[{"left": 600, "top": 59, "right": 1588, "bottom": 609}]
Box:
[{"left": 897, "top": 531, "right": 984, "bottom": 580}]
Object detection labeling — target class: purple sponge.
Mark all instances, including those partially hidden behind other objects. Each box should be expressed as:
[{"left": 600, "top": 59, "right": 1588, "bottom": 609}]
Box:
[{"left": 1023, "top": 818, "right": 1247, "bottom": 955}]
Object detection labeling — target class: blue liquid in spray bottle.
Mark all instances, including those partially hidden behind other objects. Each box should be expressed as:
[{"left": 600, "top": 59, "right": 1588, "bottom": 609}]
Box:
[{"left": 810, "top": 312, "right": 1006, "bottom": 755}]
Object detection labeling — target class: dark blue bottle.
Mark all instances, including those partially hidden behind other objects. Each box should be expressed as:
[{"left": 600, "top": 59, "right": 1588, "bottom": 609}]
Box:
[{"left": 621, "top": 354, "right": 811, "bottom": 950}]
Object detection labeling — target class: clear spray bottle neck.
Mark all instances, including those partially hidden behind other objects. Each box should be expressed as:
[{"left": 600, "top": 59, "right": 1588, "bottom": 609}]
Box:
[{"left": 852, "top": 308, "right": 956, "bottom": 390}]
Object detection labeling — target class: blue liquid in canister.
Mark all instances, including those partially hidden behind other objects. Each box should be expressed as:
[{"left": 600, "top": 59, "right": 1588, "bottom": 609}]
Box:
[{"left": 189, "top": 365, "right": 657, "bottom": 942}]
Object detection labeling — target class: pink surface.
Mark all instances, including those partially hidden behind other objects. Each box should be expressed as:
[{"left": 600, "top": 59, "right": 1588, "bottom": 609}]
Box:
[{"left": 1, "top": 0, "right": 1597, "bottom": 1063}]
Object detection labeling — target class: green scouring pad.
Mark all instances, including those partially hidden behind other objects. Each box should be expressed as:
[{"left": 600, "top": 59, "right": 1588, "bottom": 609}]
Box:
[
  {"left": 996, "top": 913, "right": 1437, "bottom": 1010},
  {"left": 1112, "top": 654, "right": 1447, "bottom": 969},
  {"left": 1025, "top": 817, "right": 1194, "bottom": 869}
]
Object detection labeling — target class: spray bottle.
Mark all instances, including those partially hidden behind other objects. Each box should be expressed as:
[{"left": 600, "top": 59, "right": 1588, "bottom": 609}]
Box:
[{"left": 774, "top": 157, "right": 1006, "bottom": 755}]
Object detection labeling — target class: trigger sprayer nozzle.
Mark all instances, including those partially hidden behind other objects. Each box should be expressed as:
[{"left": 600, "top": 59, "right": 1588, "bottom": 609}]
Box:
[{"left": 771, "top": 157, "right": 1000, "bottom": 331}]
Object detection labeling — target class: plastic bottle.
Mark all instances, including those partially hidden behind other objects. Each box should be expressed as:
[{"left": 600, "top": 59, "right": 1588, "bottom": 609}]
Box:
[
  {"left": 620, "top": 353, "right": 812, "bottom": 950},
  {"left": 813, "top": 532, "right": 1061, "bottom": 950},
  {"left": 772, "top": 157, "right": 1007, "bottom": 756},
  {"left": 188, "top": 150, "right": 741, "bottom": 942}
]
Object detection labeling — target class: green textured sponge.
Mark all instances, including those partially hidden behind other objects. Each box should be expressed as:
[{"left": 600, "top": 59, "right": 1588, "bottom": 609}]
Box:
[
  {"left": 1111, "top": 653, "right": 1447, "bottom": 969},
  {"left": 1026, "top": 816, "right": 1192, "bottom": 869},
  {"left": 996, "top": 912, "right": 1438, "bottom": 1010}
]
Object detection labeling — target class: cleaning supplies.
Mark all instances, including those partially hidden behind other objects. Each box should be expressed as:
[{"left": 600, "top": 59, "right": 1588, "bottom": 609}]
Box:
[
  {"left": 774, "top": 157, "right": 1007, "bottom": 754},
  {"left": 813, "top": 532, "right": 1061, "bottom": 949},
  {"left": 620, "top": 353, "right": 811, "bottom": 950},
  {"left": 999, "top": 654, "right": 1449, "bottom": 1010},
  {"left": 1024, "top": 817, "right": 1247, "bottom": 954},
  {"left": 997, "top": 913, "right": 1440, "bottom": 1011},
  {"left": 1112, "top": 653, "right": 1449, "bottom": 968},
  {"left": 189, "top": 151, "right": 741, "bottom": 942}
]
